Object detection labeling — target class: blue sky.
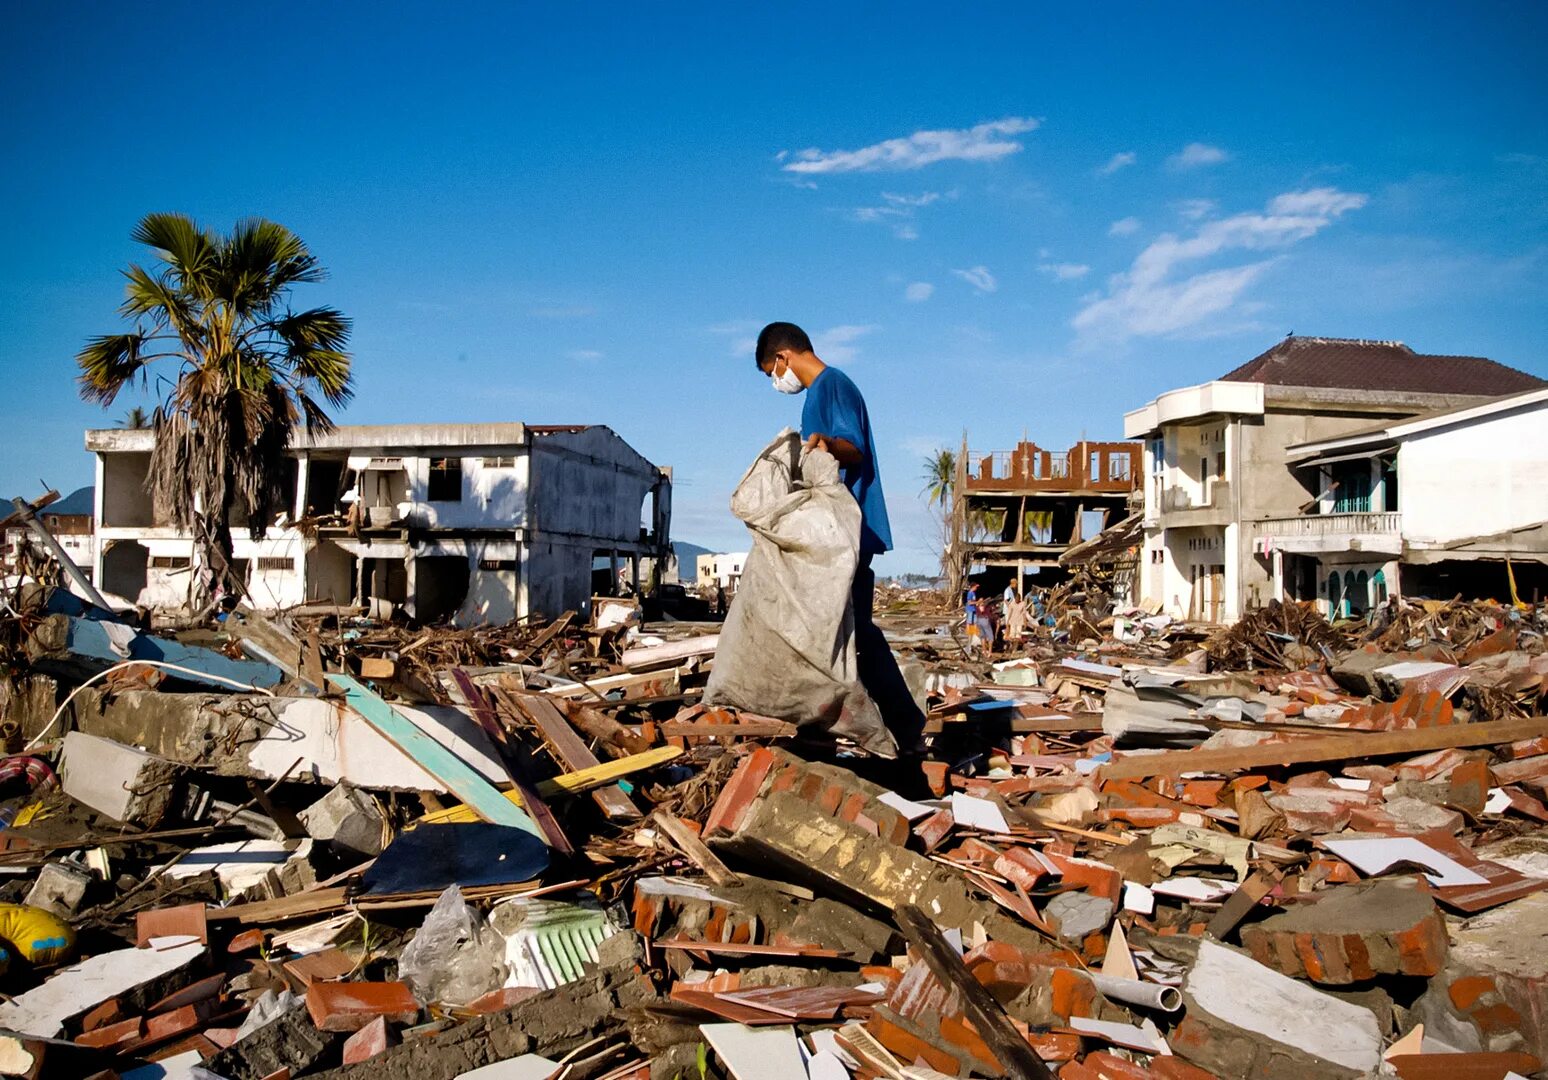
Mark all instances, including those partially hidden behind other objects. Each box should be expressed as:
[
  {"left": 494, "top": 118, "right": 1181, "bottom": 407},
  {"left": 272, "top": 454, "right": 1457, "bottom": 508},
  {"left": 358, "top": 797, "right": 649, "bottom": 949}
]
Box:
[{"left": 3, "top": 2, "right": 1546, "bottom": 575}]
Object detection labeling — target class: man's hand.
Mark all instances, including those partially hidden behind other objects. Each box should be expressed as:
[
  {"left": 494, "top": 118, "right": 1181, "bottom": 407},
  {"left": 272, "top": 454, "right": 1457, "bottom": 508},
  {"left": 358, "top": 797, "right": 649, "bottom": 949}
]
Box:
[{"left": 805, "top": 432, "right": 863, "bottom": 468}]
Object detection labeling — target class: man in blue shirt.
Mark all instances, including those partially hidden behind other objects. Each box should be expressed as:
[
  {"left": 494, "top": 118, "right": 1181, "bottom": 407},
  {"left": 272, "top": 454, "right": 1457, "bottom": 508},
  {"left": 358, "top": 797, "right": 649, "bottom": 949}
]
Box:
[{"left": 755, "top": 321, "right": 926, "bottom": 753}]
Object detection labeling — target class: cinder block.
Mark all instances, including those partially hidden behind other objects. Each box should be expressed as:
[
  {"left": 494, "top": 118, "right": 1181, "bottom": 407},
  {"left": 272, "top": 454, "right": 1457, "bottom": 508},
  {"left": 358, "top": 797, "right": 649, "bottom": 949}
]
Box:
[
  {"left": 58, "top": 731, "right": 179, "bottom": 826},
  {"left": 26, "top": 862, "right": 94, "bottom": 917},
  {"left": 298, "top": 783, "right": 384, "bottom": 859}
]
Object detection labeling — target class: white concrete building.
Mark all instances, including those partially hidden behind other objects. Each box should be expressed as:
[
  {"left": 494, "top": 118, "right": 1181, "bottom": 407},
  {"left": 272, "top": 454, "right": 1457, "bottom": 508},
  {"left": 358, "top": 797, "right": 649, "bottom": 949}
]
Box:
[
  {"left": 1125, "top": 337, "right": 1545, "bottom": 622},
  {"left": 695, "top": 552, "right": 748, "bottom": 590},
  {"left": 1266, "top": 387, "right": 1548, "bottom": 616},
  {"left": 87, "top": 422, "right": 671, "bottom": 625}
]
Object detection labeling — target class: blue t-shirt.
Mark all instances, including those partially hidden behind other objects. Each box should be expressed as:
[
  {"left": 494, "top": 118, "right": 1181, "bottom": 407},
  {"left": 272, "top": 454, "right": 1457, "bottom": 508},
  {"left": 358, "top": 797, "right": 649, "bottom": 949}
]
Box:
[{"left": 801, "top": 366, "right": 893, "bottom": 555}]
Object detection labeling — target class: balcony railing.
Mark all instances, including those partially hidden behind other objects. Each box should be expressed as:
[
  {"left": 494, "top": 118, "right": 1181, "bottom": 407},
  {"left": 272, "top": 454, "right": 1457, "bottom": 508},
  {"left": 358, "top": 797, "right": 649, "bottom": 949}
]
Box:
[{"left": 1259, "top": 511, "right": 1400, "bottom": 537}]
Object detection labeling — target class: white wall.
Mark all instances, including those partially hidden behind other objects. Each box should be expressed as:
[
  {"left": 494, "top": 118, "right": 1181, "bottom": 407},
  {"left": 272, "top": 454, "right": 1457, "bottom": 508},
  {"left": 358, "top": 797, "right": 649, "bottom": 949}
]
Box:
[
  {"left": 1398, "top": 401, "right": 1548, "bottom": 544},
  {"left": 396, "top": 451, "right": 532, "bottom": 529}
]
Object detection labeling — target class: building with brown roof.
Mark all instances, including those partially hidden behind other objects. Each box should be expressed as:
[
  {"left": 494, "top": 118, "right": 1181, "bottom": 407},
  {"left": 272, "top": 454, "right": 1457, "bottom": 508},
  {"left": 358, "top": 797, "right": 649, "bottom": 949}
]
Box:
[{"left": 1123, "top": 336, "right": 1546, "bottom": 622}]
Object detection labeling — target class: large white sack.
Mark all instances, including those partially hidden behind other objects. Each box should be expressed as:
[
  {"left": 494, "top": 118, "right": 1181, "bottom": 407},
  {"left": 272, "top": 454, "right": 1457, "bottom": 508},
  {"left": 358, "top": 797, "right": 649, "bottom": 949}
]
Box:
[{"left": 703, "top": 429, "right": 897, "bottom": 758}]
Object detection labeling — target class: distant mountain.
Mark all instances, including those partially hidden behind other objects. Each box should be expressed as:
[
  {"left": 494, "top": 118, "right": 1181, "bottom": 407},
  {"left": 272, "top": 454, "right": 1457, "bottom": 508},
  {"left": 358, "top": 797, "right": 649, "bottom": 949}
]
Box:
[{"left": 672, "top": 540, "right": 713, "bottom": 577}]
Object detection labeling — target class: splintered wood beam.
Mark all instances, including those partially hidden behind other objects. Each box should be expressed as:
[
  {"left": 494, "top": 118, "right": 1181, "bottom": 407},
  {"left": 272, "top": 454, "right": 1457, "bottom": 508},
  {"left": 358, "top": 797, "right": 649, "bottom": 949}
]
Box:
[
  {"left": 1100, "top": 714, "right": 1548, "bottom": 780},
  {"left": 894, "top": 904, "right": 1056, "bottom": 1080},
  {"left": 448, "top": 668, "right": 572, "bottom": 853},
  {"left": 504, "top": 690, "right": 642, "bottom": 821}
]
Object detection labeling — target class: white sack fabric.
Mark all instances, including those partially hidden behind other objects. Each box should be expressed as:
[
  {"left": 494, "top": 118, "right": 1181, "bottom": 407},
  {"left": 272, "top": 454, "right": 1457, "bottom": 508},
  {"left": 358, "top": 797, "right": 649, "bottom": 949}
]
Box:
[{"left": 703, "top": 429, "right": 897, "bottom": 758}]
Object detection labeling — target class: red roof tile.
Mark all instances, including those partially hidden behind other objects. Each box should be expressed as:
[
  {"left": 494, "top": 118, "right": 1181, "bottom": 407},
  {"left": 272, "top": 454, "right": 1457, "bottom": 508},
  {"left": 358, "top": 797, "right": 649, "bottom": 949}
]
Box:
[{"left": 1220, "top": 337, "right": 1545, "bottom": 396}]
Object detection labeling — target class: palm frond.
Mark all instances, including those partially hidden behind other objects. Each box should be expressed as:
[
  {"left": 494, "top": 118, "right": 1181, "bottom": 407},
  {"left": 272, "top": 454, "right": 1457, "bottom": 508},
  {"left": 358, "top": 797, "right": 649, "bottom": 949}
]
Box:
[
  {"left": 76, "top": 333, "right": 150, "bottom": 405},
  {"left": 222, "top": 219, "right": 324, "bottom": 316},
  {"left": 120, "top": 263, "right": 201, "bottom": 339},
  {"left": 266, "top": 307, "right": 354, "bottom": 406},
  {"left": 295, "top": 389, "right": 339, "bottom": 434},
  {"left": 131, "top": 213, "right": 217, "bottom": 297}
]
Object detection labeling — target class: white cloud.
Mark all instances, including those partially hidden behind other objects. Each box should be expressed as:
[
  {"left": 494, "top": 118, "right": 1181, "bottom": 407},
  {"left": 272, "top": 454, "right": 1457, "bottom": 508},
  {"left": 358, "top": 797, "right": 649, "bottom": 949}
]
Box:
[
  {"left": 782, "top": 117, "right": 1039, "bottom": 174},
  {"left": 952, "top": 266, "right": 998, "bottom": 293},
  {"left": 851, "top": 190, "right": 948, "bottom": 239},
  {"left": 566, "top": 349, "right": 604, "bottom": 362},
  {"left": 1175, "top": 198, "right": 1217, "bottom": 221},
  {"left": 1073, "top": 186, "right": 1368, "bottom": 342},
  {"left": 815, "top": 324, "right": 878, "bottom": 364},
  {"left": 1168, "top": 142, "right": 1229, "bottom": 170},
  {"left": 1097, "top": 151, "right": 1137, "bottom": 176},
  {"left": 1108, "top": 216, "right": 1142, "bottom": 237},
  {"left": 904, "top": 282, "right": 935, "bottom": 302},
  {"left": 1039, "top": 262, "right": 1090, "bottom": 281}
]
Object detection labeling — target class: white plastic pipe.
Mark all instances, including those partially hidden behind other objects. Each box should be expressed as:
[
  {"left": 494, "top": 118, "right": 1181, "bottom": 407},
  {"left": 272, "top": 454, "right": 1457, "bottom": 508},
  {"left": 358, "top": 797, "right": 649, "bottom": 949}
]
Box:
[{"left": 1089, "top": 973, "right": 1183, "bottom": 1013}]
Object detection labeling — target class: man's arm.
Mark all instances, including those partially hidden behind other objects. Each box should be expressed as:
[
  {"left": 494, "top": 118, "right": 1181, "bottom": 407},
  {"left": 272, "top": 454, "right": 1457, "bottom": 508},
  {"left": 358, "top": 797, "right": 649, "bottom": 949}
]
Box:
[{"left": 804, "top": 432, "right": 864, "bottom": 468}]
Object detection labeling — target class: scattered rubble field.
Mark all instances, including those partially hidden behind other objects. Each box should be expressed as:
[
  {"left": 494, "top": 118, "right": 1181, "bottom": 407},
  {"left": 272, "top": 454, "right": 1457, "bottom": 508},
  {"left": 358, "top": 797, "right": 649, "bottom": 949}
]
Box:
[{"left": 1, "top": 576, "right": 1547, "bottom": 1080}]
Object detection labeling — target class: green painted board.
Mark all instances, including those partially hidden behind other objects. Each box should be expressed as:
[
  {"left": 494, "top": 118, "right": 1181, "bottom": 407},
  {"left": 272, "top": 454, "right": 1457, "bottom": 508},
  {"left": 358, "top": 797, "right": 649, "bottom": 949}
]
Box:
[{"left": 327, "top": 674, "right": 542, "bottom": 838}]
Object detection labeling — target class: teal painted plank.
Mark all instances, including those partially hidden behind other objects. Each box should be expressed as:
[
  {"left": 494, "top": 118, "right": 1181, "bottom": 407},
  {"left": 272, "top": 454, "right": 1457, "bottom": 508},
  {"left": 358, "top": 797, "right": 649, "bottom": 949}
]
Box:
[{"left": 326, "top": 674, "right": 542, "bottom": 838}]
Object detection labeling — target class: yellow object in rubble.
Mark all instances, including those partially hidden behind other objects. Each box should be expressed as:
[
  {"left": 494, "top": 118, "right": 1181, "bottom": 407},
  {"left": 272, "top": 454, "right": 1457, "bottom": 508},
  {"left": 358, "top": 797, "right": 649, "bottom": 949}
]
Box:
[
  {"left": 414, "top": 745, "right": 684, "bottom": 827},
  {"left": 0, "top": 903, "right": 77, "bottom": 973}
]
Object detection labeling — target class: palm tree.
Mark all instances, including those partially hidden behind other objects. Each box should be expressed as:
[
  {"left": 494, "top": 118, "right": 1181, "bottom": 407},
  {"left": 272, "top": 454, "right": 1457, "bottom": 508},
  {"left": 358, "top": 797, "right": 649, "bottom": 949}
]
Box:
[
  {"left": 118, "top": 406, "right": 151, "bottom": 429},
  {"left": 77, "top": 213, "right": 353, "bottom": 607},
  {"left": 921, "top": 449, "right": 958, "bottom": 586},
  {"left": 921, "top": 448, "right": 956, "bottom": 509}
]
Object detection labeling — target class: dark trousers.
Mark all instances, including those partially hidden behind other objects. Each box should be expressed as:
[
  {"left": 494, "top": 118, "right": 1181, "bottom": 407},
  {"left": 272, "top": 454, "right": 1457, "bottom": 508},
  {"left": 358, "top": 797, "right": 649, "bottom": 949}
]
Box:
[{"left": 852, "top": 553, "right": 927, "bottom": 753}]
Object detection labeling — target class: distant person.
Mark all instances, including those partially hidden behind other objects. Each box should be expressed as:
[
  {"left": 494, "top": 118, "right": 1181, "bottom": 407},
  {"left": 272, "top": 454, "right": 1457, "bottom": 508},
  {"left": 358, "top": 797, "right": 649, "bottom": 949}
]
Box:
[
  {"left": 755, "top": 321, "right": 926, "bottom": 752},
  {"left": 964, "top": 582, "right": 981, "bottom": 656},
  {"left": 1005, "top": 592, "right": 1028, "bottom": 646}
]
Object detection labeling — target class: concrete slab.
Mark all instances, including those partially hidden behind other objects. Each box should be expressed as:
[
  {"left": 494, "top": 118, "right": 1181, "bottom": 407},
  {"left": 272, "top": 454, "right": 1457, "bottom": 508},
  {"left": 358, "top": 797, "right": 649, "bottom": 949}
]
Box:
[
  {"left": 58, "top": 731, "right": 179, "bottom": 825},
  {"left": 0, "top": 941, "right": 206, "bottom": 1037}
]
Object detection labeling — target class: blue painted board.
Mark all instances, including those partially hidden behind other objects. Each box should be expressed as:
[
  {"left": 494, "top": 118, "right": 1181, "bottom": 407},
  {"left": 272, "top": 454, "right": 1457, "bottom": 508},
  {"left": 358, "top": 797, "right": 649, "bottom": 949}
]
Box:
[{"left": 326, "top": 674, "right": 542, "bottom": 837}]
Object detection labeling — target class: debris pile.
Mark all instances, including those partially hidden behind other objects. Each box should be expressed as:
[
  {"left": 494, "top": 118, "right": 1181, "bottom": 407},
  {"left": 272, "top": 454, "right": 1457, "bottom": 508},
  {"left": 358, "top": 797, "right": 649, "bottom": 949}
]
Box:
[{"left": 2, "top": 574, "right": 1548, "bottom": 1079}]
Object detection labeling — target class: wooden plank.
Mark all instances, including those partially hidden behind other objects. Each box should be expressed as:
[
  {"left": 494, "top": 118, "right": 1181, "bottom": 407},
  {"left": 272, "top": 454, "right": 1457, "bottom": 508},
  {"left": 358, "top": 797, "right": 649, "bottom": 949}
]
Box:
[
  {"left": 1204, "top": 871, "right": 1274, "bottom": 940},
  {"left": 620, "top": 634, "right": 719, "bottom": 670},
  {"left": 1099, "top": 715, "right": 1548, "bottom": 780},
  {"left": 507, "top": 691, "right": 641, "bottom": 822},
  {"left": 326, "top": 674, "right": 543, "bottom": 837},
  {"left": 558, "top": 699, "right": 654, "bottom": 756},
  {"left": 660, "top": 720, "right": 797, "bottom": 739},
  {"left": 650, "top": 809, "right": 742, "bottom": 888},
  {"left": 894, "top": 904, "right": 1057, "bottom": 1080},
  {"left": 449, "top": 668, "right": 572, "bottom": 854},
  {"left": 541, "top": 667, "right": 682, "bottom": 700},
  {"left": 415, "top": 746, "right": 683, "bottom": 826}
]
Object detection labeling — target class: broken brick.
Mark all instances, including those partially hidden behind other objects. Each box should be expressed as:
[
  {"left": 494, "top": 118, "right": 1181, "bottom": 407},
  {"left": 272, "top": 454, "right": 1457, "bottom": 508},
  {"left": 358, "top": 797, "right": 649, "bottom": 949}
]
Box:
[
  {"left": 305, "top": 981, "right": 419, "bottom": 1033},
  {"left": 1240, "top": 877, "right": 1447, "bottom": 983}
]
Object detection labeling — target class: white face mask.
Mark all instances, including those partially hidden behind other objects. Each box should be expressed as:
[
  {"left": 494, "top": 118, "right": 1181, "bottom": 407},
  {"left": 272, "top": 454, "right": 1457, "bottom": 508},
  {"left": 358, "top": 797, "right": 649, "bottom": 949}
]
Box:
[{"left": 772, "top": 360, "right": 804, "bottom": 395}]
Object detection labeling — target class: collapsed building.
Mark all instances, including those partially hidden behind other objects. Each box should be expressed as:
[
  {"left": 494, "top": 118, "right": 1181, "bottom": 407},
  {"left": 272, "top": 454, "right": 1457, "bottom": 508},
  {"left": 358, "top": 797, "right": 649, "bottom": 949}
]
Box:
[
  {"left": 86, "top": 422, "right": 671, "bottom": 625},
  {"left": 951, "top": 438, "right": 1140, "bottom": 595},
  {"left": 1125, "top": 336, "right": 1546, "bottom": 623}
]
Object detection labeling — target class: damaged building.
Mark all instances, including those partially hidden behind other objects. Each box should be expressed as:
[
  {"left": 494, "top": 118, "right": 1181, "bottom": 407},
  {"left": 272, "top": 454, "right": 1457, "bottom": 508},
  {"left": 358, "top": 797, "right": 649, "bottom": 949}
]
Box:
[
  {"left": 1271, "top": 384, "right": 1548, "bottom": 614},
  {"left": 87, "top": 422, "right": 671, "bottom": 625},
  {"left": 952, "top": 437, "right": 1140, "bottom": 593},
  {"left": 1125, "top": 336, "right": 1546, "bottom": 622}
]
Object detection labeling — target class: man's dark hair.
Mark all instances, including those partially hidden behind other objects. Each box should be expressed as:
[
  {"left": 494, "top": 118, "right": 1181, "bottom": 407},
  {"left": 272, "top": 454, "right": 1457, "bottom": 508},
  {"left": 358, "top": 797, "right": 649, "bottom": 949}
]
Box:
[{"left": 755, "top": 321, "right": 813, "bottom": 370}]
